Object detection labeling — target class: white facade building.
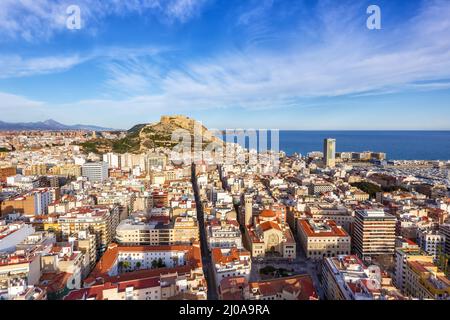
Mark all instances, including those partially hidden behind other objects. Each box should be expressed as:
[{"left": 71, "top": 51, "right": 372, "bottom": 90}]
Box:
[
  {"left": 82, "top": 162, "right": 109, "bottom": 182},
  {"left": 417, "top": 229, "right": 446, "bottom": 259},
  {"left": 103, "top": 153, "right": 121, "bottom": 169},
  {"left": 0, "top": 222, "right": 35, "bottom": 253},
  {"left": 212, "top": 248, "right": 251, "bottom": 286}
]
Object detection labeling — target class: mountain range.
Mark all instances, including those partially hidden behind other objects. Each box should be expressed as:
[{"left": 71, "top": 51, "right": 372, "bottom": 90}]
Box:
[{"left": 0, "top": 119, "right": 116, "bottom": 131}]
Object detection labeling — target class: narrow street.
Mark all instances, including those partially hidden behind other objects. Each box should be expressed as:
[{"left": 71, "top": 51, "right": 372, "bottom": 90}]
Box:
[
  {"left": 207, "top": 165, "right": 325, "bottom": 299},
  {"left": 191, "top": 164, "right": 218, "bottom": 300},
  {"left": 251, "top": 171, "right": 325, "bottom": 299}
]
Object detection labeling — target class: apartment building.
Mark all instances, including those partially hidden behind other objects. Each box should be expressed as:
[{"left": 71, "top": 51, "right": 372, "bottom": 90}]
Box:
[
  {"left": 308, "top": 182, "right": 334, "bottom": 195},
  {"left": 297, "top": 219, "right": 351, "bottom": 260},
  {"left": 48, "top": 164, "right": 81, "bottom": 177},
  {"left": 6, "top": 175, "right": 40, "bottom": 189},
  {"left": 394, "top": 242, "right": 449, "bottom": 300},
  {"left": 323, "top": 138, "right": 336, "bottom": 168},
  {"left": 102, "top": 153, "right": 121, "bottom": 169},
  {"left": 417, "top": 229, "right": 446, "bottom": 259},
  {"left": 57, "top": 206, "right": 120, "bottom": 254},
  {"left": 0, "top": 221, "right": 35, "bottom": 252},
  {"left": 218, "top": 274, "right": 318, "bottom": 300},
  {"left": 0, "top": 188, "right": 57, "bottom": 217},
  {"left": 23, "top": 164, "right": 47, "bottom": 176},
  {"left": 0, "top": 166, "right": 16, "bottom": 182},
  {"left": 15, "top": 231, "right": 56, "bottom": 255},
  {"left": 353, "top": 210, "right": 397, "bottom": 260},
  {"left": 173, "top": 217, "right": 200, "bottom": 244},
  {"left": 115, "top": 216, "right": 199, "bottom": 246},
  {"left": 81, "top": 161, "right": 109, "bottom": 182},
  {"left": 211, "top": 247, "right": 251, "bottom": 285},
  {"left": 81, "top": 243, "right": 207, "bottom": 300},
  {"left": 322, "top": 255, "right": 403, "bottom": 300},
  {"left": 394, "top": 239, "right": 421, "bottom": 292},
  {"left": 71, "top": 230, "right": 98, "bottom": 275},
  {"left": 48, "top": 195, "right": 85, "bottom": 214},
  {"left": 40, "top": 244, "right": 85, "bottom": 299},
  {"left": 0, "top": 251, "right": 41, "bottom": 300},
  {"left": 87, "top": 243, "right": 203, "bottom": 277},
  {"left": 439, "top": 223, "right": 450, "bottom": 255},
  {"left": 305, "top": 204, "right": 354, "bottom": 233},
  {"left": 65, "top": 271, "right": 202, "bottom": 300},
  {"left": 206, "top": 219, "right": 243, "bottom": 250},
  {"left": 404, "top": 256, "right": 450, "bottom": 300}
]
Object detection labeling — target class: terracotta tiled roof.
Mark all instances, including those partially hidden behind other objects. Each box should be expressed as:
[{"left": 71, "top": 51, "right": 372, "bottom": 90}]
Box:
[
  {"left": 211, "top": 248, "right": 250, "bottom": 265},
  {"left": 298, "top": 219, "right": 348, "bottom": 237},
  {"left": 260, "top": 209, "right": 276, "bottom": 218},
  {"left": 86, "top": 243, "right": 202, "bottom": 283},
  {"left": 260, "top": 221, "right": 282, "bottom": 232},
  {"left": 39, "top": 272, "right": 72, "bottom": 293},
  {"left": 249, "top": 275, "right": 318, "bottom": 300}
]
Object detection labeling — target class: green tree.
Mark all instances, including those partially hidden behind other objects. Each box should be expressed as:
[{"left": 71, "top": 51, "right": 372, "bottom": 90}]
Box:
[
  {"left": 121, "top": 260, "right": 131, "bottom": 272},
  {"left": 259, "top": 265, "right": 276, "bottom": 275},
  {"left": 157, "top": 258, "right": 166, "bottom": 268},
  {"left": 350, "top": 182, "right": 382, "bottom": 198},
  {"left": 135, "top": 261, "right": 141, "bottom": 270},
  {"left": 436, "top": 245, "right": 449, "bottom": 275}
]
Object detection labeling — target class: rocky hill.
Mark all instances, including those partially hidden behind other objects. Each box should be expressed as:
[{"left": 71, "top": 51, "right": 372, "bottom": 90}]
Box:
[{"left": 80, "top": 115, "right": 223, "bottom": 154}]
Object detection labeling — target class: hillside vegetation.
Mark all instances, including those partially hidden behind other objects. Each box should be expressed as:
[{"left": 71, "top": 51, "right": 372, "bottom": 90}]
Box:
[{"left": 79, "top": 115, "right": 223, "bottom": 154}]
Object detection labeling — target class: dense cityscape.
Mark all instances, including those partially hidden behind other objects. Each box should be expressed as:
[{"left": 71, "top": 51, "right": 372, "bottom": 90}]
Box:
[{"left": 0, "top": 115, "right": 449, "bottom": 301}]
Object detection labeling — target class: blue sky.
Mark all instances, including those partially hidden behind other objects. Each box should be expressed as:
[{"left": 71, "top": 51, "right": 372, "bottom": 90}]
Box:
[{"left": 0, "top": 0, "right": 450, "bottom": 130}]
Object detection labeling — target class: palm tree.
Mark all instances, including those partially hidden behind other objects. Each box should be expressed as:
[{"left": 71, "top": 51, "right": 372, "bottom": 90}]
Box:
[
  {"left": 135, "top": 261, "right": 141, "bottom": 270},
  {"left": 436, "top": 246, "right": 449, "bottom": 275},
  {"left": 122, "top": 260, "right": 131, "bottom": 272}
]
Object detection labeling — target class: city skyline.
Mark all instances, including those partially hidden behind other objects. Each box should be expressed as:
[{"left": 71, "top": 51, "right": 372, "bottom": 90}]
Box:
[
  {"left": 1, "top": 0, "right": 450, "bottom": 308},
  {"left": 1, "top": 0, "right": 450, "bottom": 130}
]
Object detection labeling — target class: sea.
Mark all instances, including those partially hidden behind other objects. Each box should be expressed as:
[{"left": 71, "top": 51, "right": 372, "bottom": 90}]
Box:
[
  {"left": 217, "top": 131, "right": 450, "bottom": 161},
  {"left": 278, "top": 131, "right": 450, "bottom": 160}
]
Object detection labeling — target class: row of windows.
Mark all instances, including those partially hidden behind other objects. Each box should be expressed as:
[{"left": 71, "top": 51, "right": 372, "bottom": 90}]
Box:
[
  {"left": 219, "top": 271, "right": 248, "bottom": 279},
  {"left": 309, "top": 251, "right": 349, "bottom": 256},
  {"left": 308, "top": 238, "right": 350, "bottom": 242}
]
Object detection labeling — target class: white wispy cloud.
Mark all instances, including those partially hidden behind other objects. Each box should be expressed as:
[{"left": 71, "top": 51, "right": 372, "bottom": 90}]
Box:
[
  {"left": 0, "top": 46, "right": 164, "bottom": 79},
  {"left": 0, "top": 92, "right": 44, "bottom": 109},
  {"left": 0, "top": 0, "right": 209, "bottom": 42},
  {"left": 166, "top": 0, "right": 208, "bottom": 23},
  {"left": 0, "top": 54, "right": 84, "bottom": 78},
  {"left": 98, "top": 0, "right": 450, "bottom": 112},
  {"left": 1, "top": 0, "right": 450, "bottom": 128}
]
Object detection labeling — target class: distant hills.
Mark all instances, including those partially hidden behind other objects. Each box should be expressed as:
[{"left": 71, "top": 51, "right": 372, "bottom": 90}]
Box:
[{"left": 0, "top": 119, "right": 116, "bottom": 131}]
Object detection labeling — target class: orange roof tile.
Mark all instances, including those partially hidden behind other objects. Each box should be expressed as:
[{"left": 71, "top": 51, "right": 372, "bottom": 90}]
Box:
[
  {"left": 260, "top": 221, "right": 282, "bottom": 232},
  {"left": 260, "top": 209, "right": 276, "bottom": 218}
]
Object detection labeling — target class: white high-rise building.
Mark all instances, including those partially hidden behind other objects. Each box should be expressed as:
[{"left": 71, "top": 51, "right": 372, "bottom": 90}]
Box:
[
  {"left": 102, "top": 153, "right": 121, "bottom": 169},
  {"left": 81, "top": 162, "right": 109, "bottom": 182},
  {"left": 323, "top": 138, "right": 336, "bottom": 168}
]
